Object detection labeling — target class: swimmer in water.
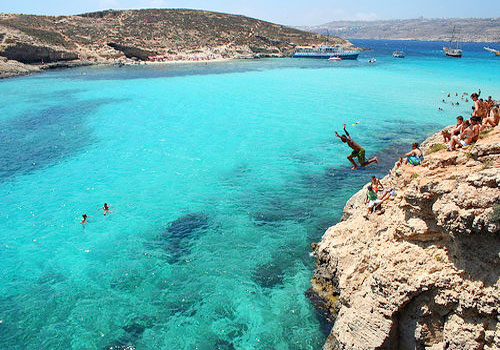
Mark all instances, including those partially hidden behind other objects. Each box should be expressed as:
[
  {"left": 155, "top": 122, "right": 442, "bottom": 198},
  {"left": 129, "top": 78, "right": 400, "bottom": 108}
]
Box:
[
  {"left": 81, "top": 214, "right": 88, "bottom": 225},
  {"left": 98, "top": 203, "right": 114, "bottom": 216}
]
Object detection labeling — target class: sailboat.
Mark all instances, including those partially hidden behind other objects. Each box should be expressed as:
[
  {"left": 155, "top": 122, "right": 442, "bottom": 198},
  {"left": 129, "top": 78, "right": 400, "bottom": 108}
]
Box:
[{"left": 443, "top": 26, "right": 462, "bottom": 58}]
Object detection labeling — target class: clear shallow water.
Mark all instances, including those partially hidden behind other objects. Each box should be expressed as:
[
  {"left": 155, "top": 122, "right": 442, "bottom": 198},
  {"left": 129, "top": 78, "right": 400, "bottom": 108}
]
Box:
[{"left": 0, "top": 39, "right": 499, "bottom": 349}]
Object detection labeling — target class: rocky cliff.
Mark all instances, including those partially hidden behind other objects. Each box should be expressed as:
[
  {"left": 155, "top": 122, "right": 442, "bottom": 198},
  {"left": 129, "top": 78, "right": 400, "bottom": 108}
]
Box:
[
  {"left": 309, "top": 127, "right": 500, "bottom": 349},
  {"left": 0, "top": 9, "right": 353, "bottom": 78}
]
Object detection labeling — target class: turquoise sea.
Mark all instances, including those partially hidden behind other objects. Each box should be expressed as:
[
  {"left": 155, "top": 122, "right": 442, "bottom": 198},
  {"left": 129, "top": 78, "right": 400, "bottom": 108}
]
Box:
[{"left": 0, "top": 40, "right": 499, "bottom": 349}]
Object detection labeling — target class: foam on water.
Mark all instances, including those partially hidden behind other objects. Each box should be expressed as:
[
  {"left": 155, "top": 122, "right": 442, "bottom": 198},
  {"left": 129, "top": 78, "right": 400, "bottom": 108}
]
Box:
[{"left": 0, "top": 40, "right": 499, "bottom": 349}]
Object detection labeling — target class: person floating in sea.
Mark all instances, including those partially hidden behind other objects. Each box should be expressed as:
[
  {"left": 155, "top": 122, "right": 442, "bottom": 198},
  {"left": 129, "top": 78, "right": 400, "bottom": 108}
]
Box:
[
  {"left": 98, "top": 203, "right": 114, "bottom": 216},
  {"left": 81, "top": 214, "right": 88, "bottom": 225},
  {"left": 335, "top": 124, "right": 378, "bottom": 170}
]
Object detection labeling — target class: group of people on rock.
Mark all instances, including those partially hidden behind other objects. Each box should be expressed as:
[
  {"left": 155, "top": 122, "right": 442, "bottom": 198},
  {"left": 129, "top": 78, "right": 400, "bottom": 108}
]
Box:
[
  {"left": 442, "top": 90, "right": 499, "bottom": 150},
  {"left": 334, "top": 88, "right": 498, "bottom": 217}
]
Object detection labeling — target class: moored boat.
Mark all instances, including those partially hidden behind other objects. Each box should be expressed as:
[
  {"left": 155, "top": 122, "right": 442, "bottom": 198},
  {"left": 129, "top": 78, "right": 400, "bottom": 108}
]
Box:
[
  {"left": 292, "top": 42, "right": 360, "bottom": 60},
  {"left": 392, "top": 50, "right": 405, "bottom": 58},
  {"left": 443, "top": 26, "right": 462, "bottom": 58}
]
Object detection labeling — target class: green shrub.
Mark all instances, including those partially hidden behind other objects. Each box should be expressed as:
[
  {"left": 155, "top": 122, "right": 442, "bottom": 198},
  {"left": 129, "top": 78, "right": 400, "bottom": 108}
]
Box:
[{"left": 428, "top": 143, "right": 447, "bottom": 154}]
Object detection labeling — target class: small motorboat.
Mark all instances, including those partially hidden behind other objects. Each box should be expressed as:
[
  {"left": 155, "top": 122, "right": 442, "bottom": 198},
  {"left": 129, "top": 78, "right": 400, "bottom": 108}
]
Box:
[
  {"left": 328, "top": 56, "right": 342, "bottom": 61},
  {"left": 392, "top": 50, "right": 405, "bottom": 58},
  {"left": 368, "top": 58, "right": 376, "bottom": 63}
]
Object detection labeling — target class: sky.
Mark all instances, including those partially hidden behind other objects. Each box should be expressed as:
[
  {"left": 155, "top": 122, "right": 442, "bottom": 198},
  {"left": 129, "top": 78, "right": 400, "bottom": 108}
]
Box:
[{"left": 0, "top": 0, "right": 499, "bottom": 26}]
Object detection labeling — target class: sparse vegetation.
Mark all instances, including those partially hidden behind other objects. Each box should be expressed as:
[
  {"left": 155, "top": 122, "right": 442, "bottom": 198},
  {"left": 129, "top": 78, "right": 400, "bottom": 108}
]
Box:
[
  {"left": 465, "top": 145, "right": 477, "bottom": 160},
  {"left": 0, "top": 9, "right": 354, "bottom": 64},
  {"left": 428, "top": 143, "right": 447, "bottom": 154},
  {"left": 479, "top": 129, "right": 494, "bottom": 139},
  {"left": 479, "top": 160, "right": 493, "bottom": 171}
]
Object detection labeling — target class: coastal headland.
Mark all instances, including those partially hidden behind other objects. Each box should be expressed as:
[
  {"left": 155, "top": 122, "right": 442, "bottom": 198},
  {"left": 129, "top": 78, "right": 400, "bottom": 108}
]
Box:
[
  {"left": 309, "top": 127, "right": 500, "bottom": 348},
  {"left": 0, "top": 9, "right": 355, "bottom": 78},
  {"left": 301, "top": 17, "right": 500, "bottom": 42}
]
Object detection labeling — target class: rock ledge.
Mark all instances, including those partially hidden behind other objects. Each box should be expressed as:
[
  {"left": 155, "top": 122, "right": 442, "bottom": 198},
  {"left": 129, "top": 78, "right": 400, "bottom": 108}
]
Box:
[{"left": 310, "top": 127, "right": 500, "bottom": 349}]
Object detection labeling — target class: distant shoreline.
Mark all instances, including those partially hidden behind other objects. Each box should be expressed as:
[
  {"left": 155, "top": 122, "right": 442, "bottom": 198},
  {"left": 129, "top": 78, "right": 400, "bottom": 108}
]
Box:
[
  {"left": 0, "top": 57, "right": 238, "bottom": 80},
  {"left": 346, "top": 38, "right": 500, "bottom": 44}
]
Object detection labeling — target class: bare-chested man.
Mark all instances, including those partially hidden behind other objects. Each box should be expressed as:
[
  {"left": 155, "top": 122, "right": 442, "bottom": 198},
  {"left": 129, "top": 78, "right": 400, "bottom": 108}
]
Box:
[
  {"left": 335, "top": 124, "right": 378, "bottom": 169},
  {"left": 442, "top": 116, "right": 464, "bottom": 142}
]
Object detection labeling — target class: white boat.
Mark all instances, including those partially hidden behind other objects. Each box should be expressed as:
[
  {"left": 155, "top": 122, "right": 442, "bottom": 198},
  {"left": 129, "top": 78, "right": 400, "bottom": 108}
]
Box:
[
  {"left": 443, "top": 26, "right": 462, "bottom": 58},
  {"left": 292, "top": 41, "right": 360, "bottom": 60},
  {"left": 368, "top": 58, "right": 376, "bottom": 63},
  {"left": 392, "top": 51, "right": 405, "bottom": 58}
]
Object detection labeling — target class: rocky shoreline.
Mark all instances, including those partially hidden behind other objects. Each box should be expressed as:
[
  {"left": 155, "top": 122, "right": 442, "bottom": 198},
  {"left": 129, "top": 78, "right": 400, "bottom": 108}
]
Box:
[
  {"left": 0, "top": 9, "right": 355, "bottom": 80},
  {"left": 308, "top": 127, "right": 500, "bottom": 349}
]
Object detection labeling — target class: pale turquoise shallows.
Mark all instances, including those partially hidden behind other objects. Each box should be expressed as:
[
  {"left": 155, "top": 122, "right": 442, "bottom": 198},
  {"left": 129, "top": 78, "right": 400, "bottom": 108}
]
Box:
[{"left": 0, "top": 40, "right": 499, "bottom": 349}]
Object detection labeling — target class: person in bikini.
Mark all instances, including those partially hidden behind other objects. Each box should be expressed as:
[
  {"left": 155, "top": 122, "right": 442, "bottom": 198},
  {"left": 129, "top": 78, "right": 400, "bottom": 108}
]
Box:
[
  {"left": 442, "top": 116, "right": 464, "bottom": 143},
  {"left": 335, "top": 124, "right": 379, "bottom": 169}
]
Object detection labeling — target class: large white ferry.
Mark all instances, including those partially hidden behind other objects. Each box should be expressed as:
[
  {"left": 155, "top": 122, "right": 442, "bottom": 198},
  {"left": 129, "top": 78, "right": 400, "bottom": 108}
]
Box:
[{"left": 292, "top": 42, "right": 360, "bottom": 60}]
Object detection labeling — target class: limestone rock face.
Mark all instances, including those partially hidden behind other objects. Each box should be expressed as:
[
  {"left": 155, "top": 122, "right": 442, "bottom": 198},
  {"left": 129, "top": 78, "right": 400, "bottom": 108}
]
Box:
[
  {"left": 0, "top": 42, "right": 78, "bottom": 63},
  {"left": 310, "top": 128, "right": 500, "bottom": 349}
]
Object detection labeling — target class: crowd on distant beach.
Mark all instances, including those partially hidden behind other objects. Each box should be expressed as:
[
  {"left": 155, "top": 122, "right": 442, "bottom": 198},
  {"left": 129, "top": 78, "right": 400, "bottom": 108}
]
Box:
[
  {"left": 333, "top": 88, "right": 499, "bottom": 217},
  {"left": 147, "top": 53, "right": 230, "bottom": 62}
]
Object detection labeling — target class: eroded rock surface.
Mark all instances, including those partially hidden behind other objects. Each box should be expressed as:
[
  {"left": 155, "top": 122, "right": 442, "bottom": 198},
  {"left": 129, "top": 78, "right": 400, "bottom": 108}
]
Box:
[{"left": 310, "top": 128, "right": 500, "bottom": 349}]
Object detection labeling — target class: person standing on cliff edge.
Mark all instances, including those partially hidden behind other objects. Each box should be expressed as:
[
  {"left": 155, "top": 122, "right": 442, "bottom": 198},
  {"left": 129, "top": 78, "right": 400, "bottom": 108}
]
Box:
[{"left": 335, "top": 124, "right": 378, "bottom": 169}]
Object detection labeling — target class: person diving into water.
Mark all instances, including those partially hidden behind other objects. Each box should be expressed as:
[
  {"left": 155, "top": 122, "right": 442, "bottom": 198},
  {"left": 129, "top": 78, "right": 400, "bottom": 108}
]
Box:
[{"left": 335, "top": 124, "right": 378, "bottom": 170}]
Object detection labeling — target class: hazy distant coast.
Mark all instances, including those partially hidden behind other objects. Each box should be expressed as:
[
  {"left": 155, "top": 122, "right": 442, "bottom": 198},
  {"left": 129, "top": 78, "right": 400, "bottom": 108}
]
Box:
[
  {"left": 0, "top": 9, "right": 355, "bottom": 79},
  {"left": 300, "top": 17, "right": 500, "bottom": 43}
]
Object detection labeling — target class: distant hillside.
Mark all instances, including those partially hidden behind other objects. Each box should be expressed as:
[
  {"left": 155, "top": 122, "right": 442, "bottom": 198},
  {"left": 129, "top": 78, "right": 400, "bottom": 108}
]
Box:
[
  {"left": 300, "top": 18, "right": 500, "bottom": 42},
  {"left": 0, "top": 9, "right": 354, "bottom": 77}
]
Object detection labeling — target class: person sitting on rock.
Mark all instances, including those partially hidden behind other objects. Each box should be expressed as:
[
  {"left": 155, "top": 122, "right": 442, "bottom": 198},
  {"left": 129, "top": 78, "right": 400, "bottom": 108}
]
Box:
[
  {"left": 405, "top": 143, "right": 424, "bottom": 166},
  {"left": 481, "top": 107, "right": 499, "bottom": 131},
  {"left": 371, "top": 176, "right": 384, "bottom": 193},
  {"left": 448, "top": 117, "right": 480, "bottom": 151},
  {"left": 365, "top": 185, "right": 382, "bottom": 215},
  {"left": 442, "top": 116, "right": 464, "bottom": 143}
]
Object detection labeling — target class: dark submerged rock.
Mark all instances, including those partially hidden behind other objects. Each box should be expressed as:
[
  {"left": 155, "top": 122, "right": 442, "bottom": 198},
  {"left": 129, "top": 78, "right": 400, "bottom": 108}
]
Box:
[{"left": 252, "top": 261, "right": 285, "bottom": 289}]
